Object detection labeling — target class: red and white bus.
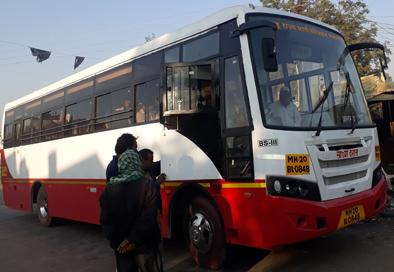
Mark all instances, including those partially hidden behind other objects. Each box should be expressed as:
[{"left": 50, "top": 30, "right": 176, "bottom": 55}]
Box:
[{"left": 0, "top": 5, "right": 387, "bottom": 269}]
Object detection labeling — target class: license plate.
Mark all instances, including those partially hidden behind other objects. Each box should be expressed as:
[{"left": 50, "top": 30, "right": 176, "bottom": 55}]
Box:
[{"left": 337, "top": 205, "right": 365, "bottom": 229}]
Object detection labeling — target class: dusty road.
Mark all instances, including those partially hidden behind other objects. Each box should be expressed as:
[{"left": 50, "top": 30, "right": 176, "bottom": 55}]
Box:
[{"left": 1, "top": 184, "right": 394, "bottom": 272}]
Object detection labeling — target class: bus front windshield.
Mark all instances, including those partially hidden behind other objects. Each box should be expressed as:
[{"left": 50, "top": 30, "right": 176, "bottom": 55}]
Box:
[{"left": 248, "top": 15, "right": 372, "bottom": 130}]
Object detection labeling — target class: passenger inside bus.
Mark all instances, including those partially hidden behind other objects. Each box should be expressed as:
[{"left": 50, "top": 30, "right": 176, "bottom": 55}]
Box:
[
  {"left": 198, "top": 81, "right": 213, "bottom": 110},
  {"left": 266, "top": 86, "right": 301, "bottom": 126}
]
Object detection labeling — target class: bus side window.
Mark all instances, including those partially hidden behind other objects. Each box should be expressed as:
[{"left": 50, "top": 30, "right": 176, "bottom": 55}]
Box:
[
  {"left": 164, "top": 64, "right": 214, "bottom": 114},
  {"left": 13, "top": 122, "right": 22, "bottom": 146},
  {"left": 111, "top": 87, "right": 134, "bottom": 129},
  {"left": 31, "top": 115, "right": 41, "bottom": 143},
  {"left": 41, "top": 108, "right": 64, "bottom": 141},
  {"left": 65, "top": 99, "right": 91, "bottom": 136},
  {"left": 22, "top": 118, "right": 32, "bottom": 144},
  {"left": 135, "top": 79, "right": 160, "bottom": 124},
  {"left": 224, "top": 57, "right": 249, "bottom": 129},
  {"left": 95, "top": 94, "right": 111, "bottom": 131}
]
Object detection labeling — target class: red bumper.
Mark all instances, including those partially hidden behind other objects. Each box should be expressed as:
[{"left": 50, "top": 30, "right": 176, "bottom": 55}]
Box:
[{"left": 261, "top": 178, "right": 387, "bottom": 248}]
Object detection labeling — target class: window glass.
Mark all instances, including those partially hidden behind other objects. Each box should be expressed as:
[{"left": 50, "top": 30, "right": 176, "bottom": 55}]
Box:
[
  {"left": 112, "top": 88, "right": 132, "bottom": 114},
  {"left": 14, "top": 107, "right": 23, "bottom": 121},
  {"left": 249, "top": 15, "right": 372, "bottom": 129},
  {"left": 21, "top": 118, "right": 32, "bottom": 144},
  {"left": 290, "top": 79, "right": 308, "bottom": 112},
  {"left": 166, "top": 65, "right": 214, "bottom": 112},
  {"left": 95, "top": 94, "right": 111, "bottom": 131},
  {"left": 31, "top": 115, "right": 41, "bottom": 143},
  {"left": 4, "top": 110, "right": 15, "bottom": 125},
  {"left": 42, "top": 91, "right": 64, "bottom": 111},
  {"left": 22, "top": 118, "right": 32, "bottom": 135},
  {"left": 41, "top": 108, "right": 63, "bottom": 141},
  {"left": 111, "top": 87, "right": 133, "bottom": 128},
  {"left": 4, "top": 124, "right": 12, "bottom": 139},
  {"left": 309, "top": 74, "right": 327, "bottom": 109},
  {"left": 136, "top": 79, "right": 160, "bottom": 124},
  {"left": 287, "top": 61, "right": 324, "bottom": 76},
  {"left": 268, "top": 64, "right": 284, "bottom": 81},
  {"left": 166, "top": 66, "right": 189, "bottom": 111},
  {"left": 271, "top": 83, "right": 285, "bottom": 102},
  {"left": 226, "top": 136, "right": 252, "bottom": 179},
  {"left": 183, "top": 32, "right": 219, "bottom": 62},
  {"left": 95, "top": 65, "right": 132, "bottom": 94},
  {"left": 165, "top": 47, "right": 180, "bottom": 63},
  {"left": 31, "top": 116, "right": 41, "bottom": 132},
  {"left": 66, "top": 79, "right": 94, "bottom": 102},
  {"left": 65, "top": 99, "right": 91, "bottom": 136},
  {"left": 24, "top": 100, "right": 41, "bottom": 117},
  {"left": 42, "top": 108, "right": 64, "bottom": 130},
  {"left": 133, "top": 52, "right": 161, "bottom": 82},
  {"left": 14, "top": 123, "right": 21, "bottom": 143},
  {"left": 224, "top": 56, "right": 249, "bottom": 128}
]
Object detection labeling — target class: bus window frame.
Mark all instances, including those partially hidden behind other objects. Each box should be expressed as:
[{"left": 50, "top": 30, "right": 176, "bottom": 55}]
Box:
[{"left": 162, "top": 60, "right": 219, "bottom": 117}]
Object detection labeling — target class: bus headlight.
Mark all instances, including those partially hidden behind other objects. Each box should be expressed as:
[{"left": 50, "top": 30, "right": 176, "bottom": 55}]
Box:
[
  {"left": 266, "top": 176, "right": 321, "bottom": 201},
  {"left": 273, "top": 180, "right": 282, "bottom": 193}
]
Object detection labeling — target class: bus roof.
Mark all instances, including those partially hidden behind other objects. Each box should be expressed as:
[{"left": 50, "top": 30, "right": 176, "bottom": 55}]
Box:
[{"left": 4, "top": 4, "right": 338, "bottom": 111}]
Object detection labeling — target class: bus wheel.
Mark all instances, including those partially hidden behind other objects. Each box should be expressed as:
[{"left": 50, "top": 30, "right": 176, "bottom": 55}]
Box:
[
  {"left": 188, "top": 197, "right": 226, "bottom": 270},
  {"left": 37, "top": 186, "right": 53, "bottom": 226}
]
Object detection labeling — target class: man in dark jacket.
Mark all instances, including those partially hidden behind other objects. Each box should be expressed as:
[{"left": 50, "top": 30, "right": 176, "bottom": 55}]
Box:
[
  {"left": 100, "top": 177, "right": 161, "bottom": 272},
  {"left": 101, "top": 134, "right": 161, "bottom": 271}
]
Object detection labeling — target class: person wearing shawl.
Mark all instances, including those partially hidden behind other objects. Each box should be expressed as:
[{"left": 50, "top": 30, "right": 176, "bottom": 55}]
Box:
[{"left": 100, "top": 134, "right": 161, "bottom": 272}]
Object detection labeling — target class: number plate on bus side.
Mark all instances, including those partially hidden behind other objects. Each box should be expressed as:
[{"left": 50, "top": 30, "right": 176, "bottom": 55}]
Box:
[
  {"left": 337, "top": 205, "right": 365, "bottom": 230},
  {"left": 285, "top": 154, "right": 310, "bottom": 175}
]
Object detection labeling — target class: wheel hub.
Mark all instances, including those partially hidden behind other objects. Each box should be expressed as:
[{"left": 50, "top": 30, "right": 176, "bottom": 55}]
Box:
[
  {"left": 189, "top": 212, "right": 213, "bottom": 253},
  {"left": 39, "top": 199, "right": 48, "bottom": 218}
]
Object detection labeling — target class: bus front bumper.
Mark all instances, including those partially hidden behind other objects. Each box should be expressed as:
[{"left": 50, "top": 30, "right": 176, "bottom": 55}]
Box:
[{"left": 261, "top": 177, "right": 387, "bottom": 248}]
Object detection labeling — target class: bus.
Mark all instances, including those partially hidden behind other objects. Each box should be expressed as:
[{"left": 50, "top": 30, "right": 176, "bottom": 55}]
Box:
[{"left": 0, "top": 5, "right": 387, "bottom": 269}]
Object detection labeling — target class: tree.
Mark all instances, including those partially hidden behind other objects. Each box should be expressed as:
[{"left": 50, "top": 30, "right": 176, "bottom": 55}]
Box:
[{"left": 260, "top": 0, "right": 391, "bottom": 77}]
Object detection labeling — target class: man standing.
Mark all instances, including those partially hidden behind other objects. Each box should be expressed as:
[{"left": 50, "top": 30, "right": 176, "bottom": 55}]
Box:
[{"left": 100, "top": 134, "right": 161, "bottom": 272}]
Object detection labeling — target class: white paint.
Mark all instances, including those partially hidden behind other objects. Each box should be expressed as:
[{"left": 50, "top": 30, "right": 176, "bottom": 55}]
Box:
[{"left": 4, "top": 123, "right": 220, "bottom": 181}]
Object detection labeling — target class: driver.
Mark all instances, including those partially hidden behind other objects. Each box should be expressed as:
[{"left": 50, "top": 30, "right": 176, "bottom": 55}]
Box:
[{"left": 267, "top": 86, "right": 301, "bottom": 126}]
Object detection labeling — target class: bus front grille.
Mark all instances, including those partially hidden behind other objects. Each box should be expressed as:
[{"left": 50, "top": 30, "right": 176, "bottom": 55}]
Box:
[
  {"left": 318, "top": 155, "right": 369, "bottom": 169},
  {"left": 323, "top": 170, "right": 368, "bottom": 185}
]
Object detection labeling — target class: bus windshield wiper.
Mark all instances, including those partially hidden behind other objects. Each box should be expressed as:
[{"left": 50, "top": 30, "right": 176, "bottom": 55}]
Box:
[
  {"left": 342, "top": 72, "right": 358, "bottom": 134},
  {"left": 313, "top": 82, "right": 334, "bottom": 137},
  {"left": 312, "top": 82, "right": 334, "bottom": 114}
]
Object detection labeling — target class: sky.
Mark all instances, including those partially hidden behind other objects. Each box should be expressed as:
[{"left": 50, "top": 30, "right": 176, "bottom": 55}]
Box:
[{"left": 1, "top": 0, "right": 394, "bottom": 132}]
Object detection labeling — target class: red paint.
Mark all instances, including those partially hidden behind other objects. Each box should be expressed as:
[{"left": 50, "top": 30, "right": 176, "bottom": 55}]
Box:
[
  {"left": 217, "top": 177, "right": 386, "bottom": 249},
  {"left": 336, "top": 149, "right": 359, "bottom": 159}
]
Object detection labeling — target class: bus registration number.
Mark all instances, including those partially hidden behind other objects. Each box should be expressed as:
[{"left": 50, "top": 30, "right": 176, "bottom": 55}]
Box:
[
  {"left": 285, "top": 154, "right": 310, "bottom": 175},
  {"left": 337, "top": 205, "right": 365, "bottom": 229}
]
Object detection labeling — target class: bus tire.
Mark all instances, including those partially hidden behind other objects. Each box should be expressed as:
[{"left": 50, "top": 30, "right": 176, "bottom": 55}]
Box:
[
  {"left": 36, "top": 186, "right": 53, "bottom": 226},
  {"left": 187, "top": 196, "right": 226, "bottom": 270}
]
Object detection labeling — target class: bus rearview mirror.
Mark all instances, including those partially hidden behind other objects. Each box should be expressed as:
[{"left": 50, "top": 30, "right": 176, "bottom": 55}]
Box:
[{"left": 262, "top": 38, "right": 278, "bottom": 72}]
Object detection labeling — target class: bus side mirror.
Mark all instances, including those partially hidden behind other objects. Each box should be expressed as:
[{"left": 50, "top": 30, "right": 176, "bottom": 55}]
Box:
[
  {"left": 347, "top": 42, "right": 388, "bottom": 79},
  {"left": 262, "top": 38, "right": 278, "bottom": 72}
]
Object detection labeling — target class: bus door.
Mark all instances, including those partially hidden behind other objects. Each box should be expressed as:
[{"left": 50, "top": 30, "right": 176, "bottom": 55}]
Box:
[
  {"left": 161, "top": 61, "right": 223, "bottom": 172},
  {"left": 221, "top": 56, "right": 254, "bottom": 180}
]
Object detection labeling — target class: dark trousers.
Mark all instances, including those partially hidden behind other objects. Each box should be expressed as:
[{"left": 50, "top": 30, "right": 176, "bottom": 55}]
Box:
[{"left": 115, "top": 252, "right": 138, "bottom": 272}]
